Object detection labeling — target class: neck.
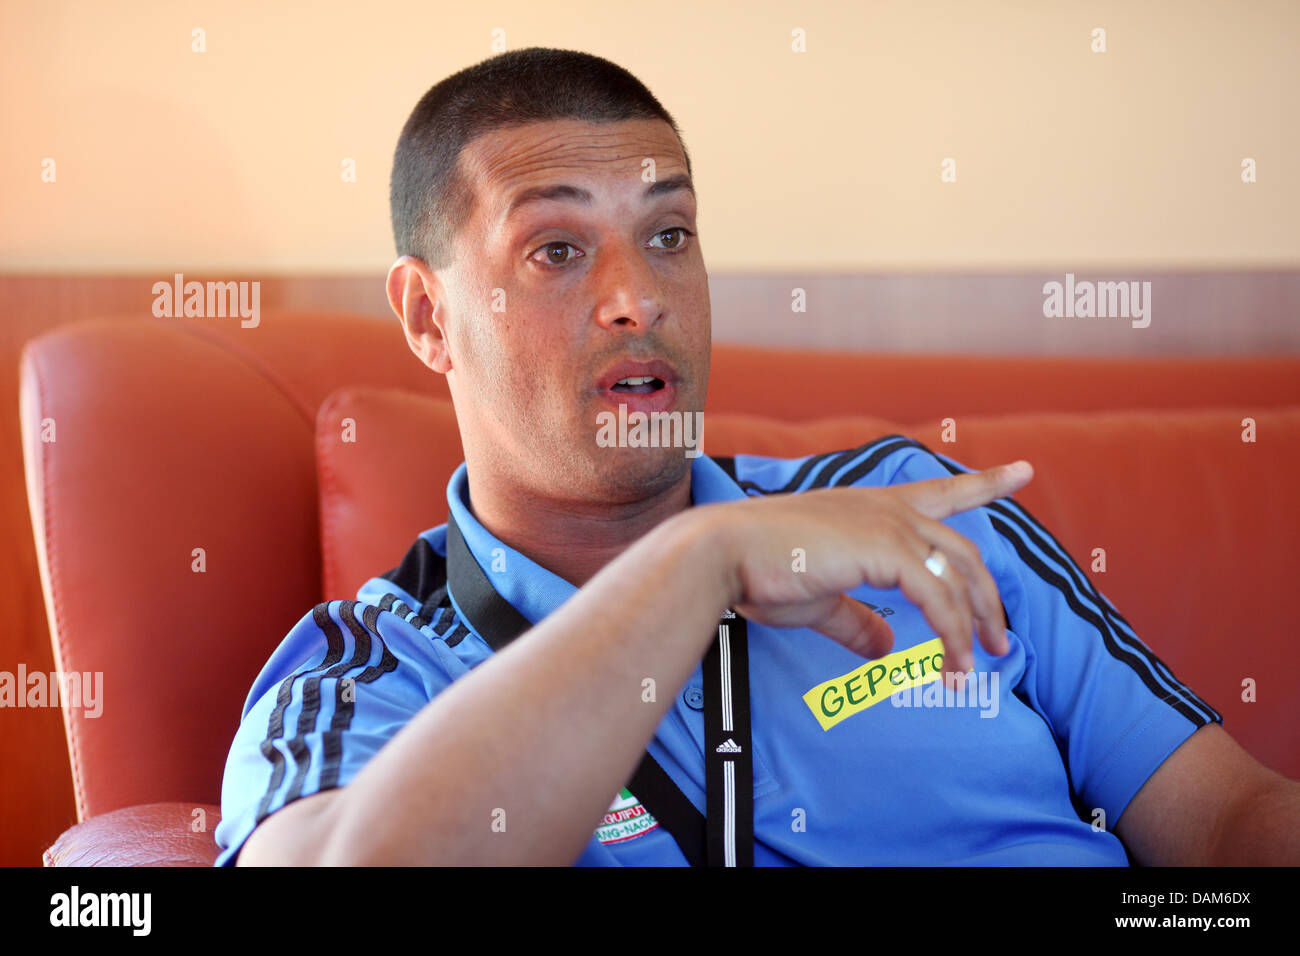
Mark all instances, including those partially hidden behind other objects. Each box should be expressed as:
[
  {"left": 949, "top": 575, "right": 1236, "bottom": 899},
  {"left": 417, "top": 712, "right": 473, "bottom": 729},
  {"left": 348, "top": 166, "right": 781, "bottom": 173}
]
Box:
[{"left": 463, "top": 462, "right": 694, "bottom": 588}]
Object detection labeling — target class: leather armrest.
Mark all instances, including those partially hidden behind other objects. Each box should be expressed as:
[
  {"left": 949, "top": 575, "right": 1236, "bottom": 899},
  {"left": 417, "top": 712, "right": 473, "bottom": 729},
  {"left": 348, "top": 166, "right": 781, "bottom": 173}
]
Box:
[{"left": 43, "top": 802, "right": 224, "bottom": 867}]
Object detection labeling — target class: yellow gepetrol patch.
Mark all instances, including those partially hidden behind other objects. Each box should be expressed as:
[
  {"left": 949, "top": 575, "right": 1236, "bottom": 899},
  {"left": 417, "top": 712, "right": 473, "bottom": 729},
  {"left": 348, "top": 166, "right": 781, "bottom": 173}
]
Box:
[{"left": 802, "top": 638, "right": 947, "bottom": 731}]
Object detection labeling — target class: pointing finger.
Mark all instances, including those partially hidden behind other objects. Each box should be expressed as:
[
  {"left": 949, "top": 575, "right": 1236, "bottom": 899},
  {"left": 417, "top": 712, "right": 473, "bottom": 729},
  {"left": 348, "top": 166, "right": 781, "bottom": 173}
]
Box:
[{"left": 898, "top": 460, "right": 1034, "bottom": 521}]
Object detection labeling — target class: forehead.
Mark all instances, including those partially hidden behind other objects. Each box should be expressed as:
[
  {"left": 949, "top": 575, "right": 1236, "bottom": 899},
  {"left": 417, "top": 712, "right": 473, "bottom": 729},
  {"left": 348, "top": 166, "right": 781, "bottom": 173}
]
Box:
[{"left": 458, "top": 117, "right": 691, "bottom": 222}]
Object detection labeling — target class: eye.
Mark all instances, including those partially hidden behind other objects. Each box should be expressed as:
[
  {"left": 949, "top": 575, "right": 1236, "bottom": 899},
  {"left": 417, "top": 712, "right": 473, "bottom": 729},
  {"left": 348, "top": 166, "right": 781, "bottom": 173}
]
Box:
[
  {"left": 530, "top": 241, "right": 583, "bottom": 267},
  {"left": 649, "top": 227, "right": 694, "bottom": 250}
]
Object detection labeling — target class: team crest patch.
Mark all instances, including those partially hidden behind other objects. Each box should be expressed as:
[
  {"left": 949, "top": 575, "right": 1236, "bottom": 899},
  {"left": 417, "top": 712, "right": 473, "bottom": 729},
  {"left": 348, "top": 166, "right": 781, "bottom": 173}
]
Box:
[{"left": 595, "top": 788, "right": 659, "bottom": 845}]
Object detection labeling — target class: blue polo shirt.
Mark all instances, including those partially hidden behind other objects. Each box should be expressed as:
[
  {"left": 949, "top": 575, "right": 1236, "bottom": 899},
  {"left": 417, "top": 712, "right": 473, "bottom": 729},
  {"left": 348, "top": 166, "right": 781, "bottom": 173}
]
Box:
[{"left": 214, "top": 436, "right": 1221, "bottom": 866}]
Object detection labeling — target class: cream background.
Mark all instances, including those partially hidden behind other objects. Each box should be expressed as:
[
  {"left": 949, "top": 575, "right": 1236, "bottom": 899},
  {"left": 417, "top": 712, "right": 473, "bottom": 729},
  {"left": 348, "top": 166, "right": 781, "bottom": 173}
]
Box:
[{"left": 2, "top": 0, "right": 1297, "bottom": 274}]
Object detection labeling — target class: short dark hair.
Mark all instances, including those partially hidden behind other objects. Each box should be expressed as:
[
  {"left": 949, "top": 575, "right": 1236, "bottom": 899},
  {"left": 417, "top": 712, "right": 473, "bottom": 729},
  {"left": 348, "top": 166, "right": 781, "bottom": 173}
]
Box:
[{"left": 389, "top": 47, "right": 691, "bottom": 271}]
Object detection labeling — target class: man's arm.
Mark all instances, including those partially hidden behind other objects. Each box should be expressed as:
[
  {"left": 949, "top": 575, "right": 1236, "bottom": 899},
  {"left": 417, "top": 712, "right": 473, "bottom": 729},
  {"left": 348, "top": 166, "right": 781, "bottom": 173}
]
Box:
[
  {"left": 1114, "top": 722, "right": 1300, "bottom": 865},
  {"left": 242, "top": 509, "right": 734, "bottom": 866},
  {"left": 240, "top": 463, "right": 1031, "bottom": 865}
]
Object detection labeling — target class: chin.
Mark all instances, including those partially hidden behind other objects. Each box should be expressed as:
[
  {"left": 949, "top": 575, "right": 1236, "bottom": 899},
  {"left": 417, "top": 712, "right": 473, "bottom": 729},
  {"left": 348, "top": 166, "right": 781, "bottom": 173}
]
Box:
[{"left": 579, "top": 445, "right": 692, "bottom": 503}]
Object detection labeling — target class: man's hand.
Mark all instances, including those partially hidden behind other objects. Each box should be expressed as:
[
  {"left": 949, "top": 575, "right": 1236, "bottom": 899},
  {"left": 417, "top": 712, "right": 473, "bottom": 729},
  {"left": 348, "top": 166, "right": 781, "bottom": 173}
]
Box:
[{"left": 703, "top": 460, "right": 1034, "bottom": 685}]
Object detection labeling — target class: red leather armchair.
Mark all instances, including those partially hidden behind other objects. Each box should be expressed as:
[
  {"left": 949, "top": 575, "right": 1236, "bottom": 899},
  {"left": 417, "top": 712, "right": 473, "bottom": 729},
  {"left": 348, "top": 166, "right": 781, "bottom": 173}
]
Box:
[
  {"left": 21, "top": 311, "right": 1300, "bottom": 865},
  {"left": 22, "top": 314, "right": 451, "bottom": 866}
]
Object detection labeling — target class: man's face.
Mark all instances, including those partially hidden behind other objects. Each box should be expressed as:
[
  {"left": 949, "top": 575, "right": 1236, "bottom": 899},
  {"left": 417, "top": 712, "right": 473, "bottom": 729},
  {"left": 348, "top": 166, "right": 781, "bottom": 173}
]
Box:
[{"left": 436, "top": 117, "right": 710, "bottom": 505}]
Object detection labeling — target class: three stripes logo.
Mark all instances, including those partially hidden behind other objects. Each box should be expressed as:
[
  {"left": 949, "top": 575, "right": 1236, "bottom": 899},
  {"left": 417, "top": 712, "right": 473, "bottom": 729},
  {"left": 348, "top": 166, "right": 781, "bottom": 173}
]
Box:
[{"left": 706, "top": 614, "right": 754, "bottom": 866}]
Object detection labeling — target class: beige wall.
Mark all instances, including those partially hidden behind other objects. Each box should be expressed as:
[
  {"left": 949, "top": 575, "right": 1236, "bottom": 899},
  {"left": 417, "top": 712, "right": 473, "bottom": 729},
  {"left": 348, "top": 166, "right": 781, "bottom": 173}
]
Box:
[{"left": 2, "top": 0, "right": 1296, "bottom": 274}]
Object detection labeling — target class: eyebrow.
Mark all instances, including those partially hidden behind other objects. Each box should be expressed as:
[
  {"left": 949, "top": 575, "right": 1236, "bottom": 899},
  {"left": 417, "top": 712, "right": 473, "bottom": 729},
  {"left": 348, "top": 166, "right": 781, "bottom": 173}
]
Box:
[{"left": 504, "top": 173, "right": 695, "bottom": 221}]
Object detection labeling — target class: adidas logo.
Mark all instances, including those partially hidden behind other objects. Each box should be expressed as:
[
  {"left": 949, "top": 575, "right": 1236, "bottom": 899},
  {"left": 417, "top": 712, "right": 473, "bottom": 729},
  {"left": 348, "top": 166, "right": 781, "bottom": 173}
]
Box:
[
  {"left": 715, "top": 738, "right": 743, "bottom": 754},
  {"left": 861, "top": 600, "right": 894, "bottom": 618}
]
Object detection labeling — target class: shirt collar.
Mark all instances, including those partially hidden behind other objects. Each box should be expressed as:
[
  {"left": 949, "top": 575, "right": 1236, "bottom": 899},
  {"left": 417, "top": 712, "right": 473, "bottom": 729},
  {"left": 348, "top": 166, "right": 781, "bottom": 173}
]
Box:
[{"left": 445, "top": 454, "right": 748, "bottom": 626}]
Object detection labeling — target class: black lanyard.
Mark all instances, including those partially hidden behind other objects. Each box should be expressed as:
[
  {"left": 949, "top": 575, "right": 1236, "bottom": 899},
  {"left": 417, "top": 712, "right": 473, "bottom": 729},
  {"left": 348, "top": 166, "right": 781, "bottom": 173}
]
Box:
[{"left": 445, "top": 513, "right": 753, "bottom": 866}]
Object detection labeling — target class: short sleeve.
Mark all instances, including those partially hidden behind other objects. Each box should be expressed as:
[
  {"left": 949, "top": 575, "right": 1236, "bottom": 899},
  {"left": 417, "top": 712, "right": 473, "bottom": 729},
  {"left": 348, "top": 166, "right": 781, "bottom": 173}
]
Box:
[
  {"left": 885, "top": 443, "right": 1223, "bottom": 827},
  {"left": 212, "top": 599, "right": 466, "bottom": 866}
]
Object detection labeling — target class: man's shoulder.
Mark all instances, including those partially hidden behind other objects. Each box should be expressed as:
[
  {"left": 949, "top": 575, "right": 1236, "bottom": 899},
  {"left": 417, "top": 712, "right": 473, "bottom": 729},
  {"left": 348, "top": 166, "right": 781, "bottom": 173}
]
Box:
[
  {"left": 715, "top": 434, "right": 966, "bottom": 497},
  {"left": 246, "top": 591, "right": 466, "bottom": 711},
  {"left": 237, "top": 524, "right": 466, "bottom": 714}
]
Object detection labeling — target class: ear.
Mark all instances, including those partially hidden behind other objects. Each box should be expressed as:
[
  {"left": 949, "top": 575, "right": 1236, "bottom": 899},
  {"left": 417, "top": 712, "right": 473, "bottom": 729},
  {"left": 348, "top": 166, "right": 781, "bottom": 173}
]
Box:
[{"left": 387, "top": 255, "right": 453, "bottom": 374}]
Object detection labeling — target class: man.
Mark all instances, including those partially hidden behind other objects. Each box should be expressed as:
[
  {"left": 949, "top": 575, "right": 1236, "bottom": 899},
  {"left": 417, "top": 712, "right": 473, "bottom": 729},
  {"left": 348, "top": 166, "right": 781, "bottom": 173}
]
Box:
[{"left": 215, "top": 47, "right": 1299, "bottom": 866}]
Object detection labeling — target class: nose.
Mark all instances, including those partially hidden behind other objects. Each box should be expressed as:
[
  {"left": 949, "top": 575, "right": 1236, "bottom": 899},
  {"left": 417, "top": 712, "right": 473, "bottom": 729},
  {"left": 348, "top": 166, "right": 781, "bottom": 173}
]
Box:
[{"left": 591, "top": 237, "right": 666, "bottom": 334}]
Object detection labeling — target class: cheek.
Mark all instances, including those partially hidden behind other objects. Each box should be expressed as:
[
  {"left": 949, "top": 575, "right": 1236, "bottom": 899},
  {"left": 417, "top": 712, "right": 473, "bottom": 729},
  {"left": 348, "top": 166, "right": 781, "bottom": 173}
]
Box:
[
  {"left": 509, "top": 343, "right": 569, "bottom": 405},
  {"left": 470, "top": 323, "right": 566, "bottom": 413}
]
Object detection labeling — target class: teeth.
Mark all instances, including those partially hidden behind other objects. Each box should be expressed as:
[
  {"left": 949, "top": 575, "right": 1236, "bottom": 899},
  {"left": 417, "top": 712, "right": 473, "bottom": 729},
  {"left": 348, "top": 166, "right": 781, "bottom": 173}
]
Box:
[{"left": 615, "top": 376, "right": 657, "bottom": 386}]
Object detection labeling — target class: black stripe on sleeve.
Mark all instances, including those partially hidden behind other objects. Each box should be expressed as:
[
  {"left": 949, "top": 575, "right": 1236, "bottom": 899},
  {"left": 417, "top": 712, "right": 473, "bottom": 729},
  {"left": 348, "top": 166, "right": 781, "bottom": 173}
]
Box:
[
  {"left": 721, "top": 450, "right": 828, "bottom": 496},
  {"left": 723, "top": 437, "right": 919, "bottom": 497},
  {"left": 441, "top": 619, "right": 471, "bottom": 648},
  {"left": 894, "top": 441, "right": 1220, "bottom": 727},
  {"left": 760, "top": 446, "right": 861, "bottom": 494},
  {"left": 317, "top": 602, "right": 400, "bottom": 791},
  {"left": 254, "top": 599, "right": 411, "bottom": 821},
  {"left": 989, "top": 497, "right": 1189, "bottom": 693},
  {"left": 989, "top": 514, "right": 1215, "bottom": 728},
  {"left": 283, "top": 600, "right": 388, "bottom": 803},
  {"left": 827, "top": 438, "right": 923, "bottom": 489},
  {"left": 987, "top": 507, "right": 1221, "bottom": 726},
  {"left": 254, "top": 602, "right": 348, "bottom": 824}
]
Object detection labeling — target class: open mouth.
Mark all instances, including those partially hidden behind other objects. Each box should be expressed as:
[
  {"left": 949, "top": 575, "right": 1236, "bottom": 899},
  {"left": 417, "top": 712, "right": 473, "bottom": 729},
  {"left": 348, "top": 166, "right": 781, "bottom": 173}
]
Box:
[
  {"left": 609, "top": 376, "right": 666, "bottom": 395},
  {"left": 595, "top": 359, "right": 679, "bottom": 411}
]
